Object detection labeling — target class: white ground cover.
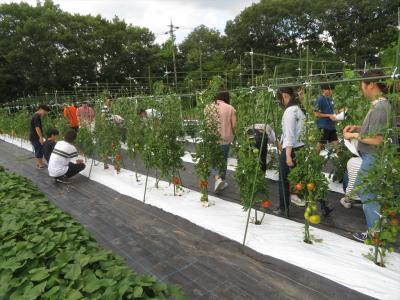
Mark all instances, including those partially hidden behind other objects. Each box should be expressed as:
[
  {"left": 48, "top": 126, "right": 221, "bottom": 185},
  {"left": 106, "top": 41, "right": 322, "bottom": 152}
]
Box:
[{"left": 1, "top": 134, "right": 399, "bottom": 300}]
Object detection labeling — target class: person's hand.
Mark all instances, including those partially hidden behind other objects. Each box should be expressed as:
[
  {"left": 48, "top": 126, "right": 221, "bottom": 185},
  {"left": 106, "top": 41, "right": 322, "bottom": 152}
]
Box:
[
  {"left": 76, "top": 159, "right": 84, "bottom": 164},
  {"left": 344, "top": 132, "right": 358, "bottom": 140},
  {"left": 286, "top": 157, "right": 294, "bottom": 167},
  {"left": 39, "top": 138, "right": 44, "bottom": 145},
  {"left": 329, "top": 114, "right": 337, "bottom": 121},
  {"left": 343, "top": 125, "right": 356, "bottom": 133}
]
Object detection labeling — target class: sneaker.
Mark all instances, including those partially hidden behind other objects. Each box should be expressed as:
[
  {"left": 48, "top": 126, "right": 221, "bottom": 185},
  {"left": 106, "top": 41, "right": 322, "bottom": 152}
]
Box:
[
  {"left": 290, "top": 194, "right": 305, "bottom": 207},
  {"left": 214, "top": 178, "right": 224, "bottom": 193},
  {"left": 55, "top": 176, "right": 71, "bottom": 184},
  {"left": 340, "top": 197, "right": 352, "bottom": 209},
  {"left": 220, "top": 181, "right": 229, "bottom": 192},
  {"left": 271, "top": 206, "right": 288, "bottom": 217},
  {"left": 352, "top": 231, "right": 368, "bottom": 242},
  {"left": 319, "top": 200, "right": 334, "bottom": 217},
  {"left": 322, "top": 206, "right": 334, "bottom": 217}
]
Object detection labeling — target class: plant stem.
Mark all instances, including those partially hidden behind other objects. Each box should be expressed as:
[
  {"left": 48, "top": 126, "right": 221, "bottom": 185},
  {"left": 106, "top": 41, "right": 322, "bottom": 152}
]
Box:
[{"left": 143, "top": 168, "right": 149, "bottom": 203}]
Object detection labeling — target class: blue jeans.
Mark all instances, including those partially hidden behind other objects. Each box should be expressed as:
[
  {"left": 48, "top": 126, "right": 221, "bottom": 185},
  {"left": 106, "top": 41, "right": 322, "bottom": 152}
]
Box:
[
  {"left": 278, "top": 147, "right": 302, "bottom": 210},
  {"left": 30, "top": 139, "right": 43, "bottom": 159},
  {"left": 342, "top": 170, "right": 349, "bottom": 193},
  {"left": 354, "top": 153, "right": 380, "bottom": 229},
  {"left": 212, "top": 144, "right": 230, "bottom": 180}
]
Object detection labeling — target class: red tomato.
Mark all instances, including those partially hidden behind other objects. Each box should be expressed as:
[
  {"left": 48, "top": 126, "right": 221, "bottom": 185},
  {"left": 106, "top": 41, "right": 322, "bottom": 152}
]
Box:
[
  {"left": 172, "top": 176, "right": 181, "bottom": 186},
  {"left": 295, "top": 183, "right": 304, "bottom": 191},
  {"left": 261, "top": 200, "right": 272, "bottom": 208}
]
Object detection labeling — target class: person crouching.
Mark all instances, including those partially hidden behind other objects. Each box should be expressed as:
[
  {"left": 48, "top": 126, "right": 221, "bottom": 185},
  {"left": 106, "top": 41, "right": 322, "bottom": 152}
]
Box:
[{"left": 48, "top": 130, "right": 86, "bottom": 184}]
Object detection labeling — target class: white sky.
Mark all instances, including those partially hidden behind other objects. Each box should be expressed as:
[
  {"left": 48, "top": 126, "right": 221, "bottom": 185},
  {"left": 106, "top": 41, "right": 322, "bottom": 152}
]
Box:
[{"left": 0, "top": 0, "right": 260, "bottom": 43}]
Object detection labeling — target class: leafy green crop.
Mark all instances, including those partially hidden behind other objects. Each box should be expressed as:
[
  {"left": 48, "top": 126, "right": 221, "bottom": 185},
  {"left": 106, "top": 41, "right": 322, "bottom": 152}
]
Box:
[{"left": 0, "top": 167, "right": 185, "bottom": 300}]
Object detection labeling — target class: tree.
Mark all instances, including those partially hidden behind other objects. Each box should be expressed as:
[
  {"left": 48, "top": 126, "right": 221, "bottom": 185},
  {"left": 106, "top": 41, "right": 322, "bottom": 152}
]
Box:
[
  {"left": 180, "top": 25, "right": 229, "bottom": 88},
  {"left": 0, "top": 1, "right": 155, "bottom": 102}
]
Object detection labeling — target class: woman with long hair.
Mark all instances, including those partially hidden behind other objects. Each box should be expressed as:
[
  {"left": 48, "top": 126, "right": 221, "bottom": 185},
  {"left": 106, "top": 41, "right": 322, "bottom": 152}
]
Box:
[
  {"left": 274, "top": 87, "right": 306, "bottom": 216},
  {"left": 207, "top": 88, "right": 237, "bottom": 194}
]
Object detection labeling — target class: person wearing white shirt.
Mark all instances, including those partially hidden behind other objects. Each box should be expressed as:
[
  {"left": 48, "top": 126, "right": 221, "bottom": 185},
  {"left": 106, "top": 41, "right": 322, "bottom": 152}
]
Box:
[
  {"left": 274, "top": 87, "right": 305, "bottom": 216},
  {"left": 48, "top": 130, "right": 86, "bottom": 184}
]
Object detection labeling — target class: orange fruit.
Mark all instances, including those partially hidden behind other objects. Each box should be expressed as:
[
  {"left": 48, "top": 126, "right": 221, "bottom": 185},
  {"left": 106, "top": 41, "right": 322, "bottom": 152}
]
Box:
[
  {"left": 261, "top": 200, "right": 272, "bottom": 209},
  {"left": 199, "top": 180, "right": 208, "bottom": 189},
  {"left": 307, "top": 183, "right": 316, "bottom": 191}
]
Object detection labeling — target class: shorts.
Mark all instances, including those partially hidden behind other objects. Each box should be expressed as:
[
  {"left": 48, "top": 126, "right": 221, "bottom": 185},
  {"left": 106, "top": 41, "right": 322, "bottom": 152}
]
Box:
[
  {"left": 31, "top": 140, "right": 43, "bottom": 159},
  {"left": 319, "top": 128, "right": 338, "bottom": 144}
]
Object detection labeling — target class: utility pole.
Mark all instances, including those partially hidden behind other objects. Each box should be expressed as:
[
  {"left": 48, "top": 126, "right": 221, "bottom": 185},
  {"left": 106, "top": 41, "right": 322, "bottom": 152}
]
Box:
[
  {"left": 166, "top": 19, "right": 179, "bottom": 88},
  {"left": 199, "top": 49, "right": 203, "bottom": 90}
]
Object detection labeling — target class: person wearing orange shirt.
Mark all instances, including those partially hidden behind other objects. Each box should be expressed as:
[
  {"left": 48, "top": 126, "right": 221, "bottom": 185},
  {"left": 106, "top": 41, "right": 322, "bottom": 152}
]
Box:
[{"left": 63, "top": 99, "right": 79, "bottom": 132}]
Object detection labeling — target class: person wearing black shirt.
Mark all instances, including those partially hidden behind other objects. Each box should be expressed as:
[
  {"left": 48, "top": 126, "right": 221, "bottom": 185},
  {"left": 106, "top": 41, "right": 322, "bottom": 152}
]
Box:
[
  {"left": 29, "top": 104, "right": 50, "bottom": 169},
  {"left": 43, "top": 128, "right": 59, "bottom": 163}
]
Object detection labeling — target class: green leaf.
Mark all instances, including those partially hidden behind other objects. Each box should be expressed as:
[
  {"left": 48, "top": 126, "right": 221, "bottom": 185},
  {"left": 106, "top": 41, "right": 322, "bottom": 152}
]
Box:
[
  {"left": 56, "top": 251, "right": 74, "bottom": 267},
  {"left": 75, "top": 254, "right": 90, "bottom": 268},
  {"left": 82, "top": 272, "right": 101, "bottom": 293},
  {"left": 42, "top": 286, "right": 60, "bottom": 299},
  {"left": 64, "top": 264, "right": 81, "bottom": 281},
  {"left": 29, "top": 268, "right": 49, "bottom": 281},
  {"left": 62, "top": 288, "right": 83, "bottom": 300},
  {"left": 23, "top": 281, "right": 47, "bottom": 300},
  {"left": 133, "top": 286, "right": 143, "bottom": 298},
  {"left": 0, "top": 258, "right": 23, "bottom": 271}
]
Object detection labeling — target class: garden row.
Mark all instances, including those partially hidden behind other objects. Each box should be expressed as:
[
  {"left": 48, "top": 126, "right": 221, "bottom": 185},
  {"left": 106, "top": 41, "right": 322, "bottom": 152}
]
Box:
[
  {"left": 0, "top": 165, "right": 184, "bottom": 299},
  {"left": 0, "top": 71, "right": 399, "bottom": 266}
]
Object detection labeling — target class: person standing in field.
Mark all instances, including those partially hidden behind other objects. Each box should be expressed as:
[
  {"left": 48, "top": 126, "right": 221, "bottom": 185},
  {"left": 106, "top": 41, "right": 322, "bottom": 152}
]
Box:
[
  {"left": 64, "top": 99, "right": 79, "bottom": 132},
  {"left": 343, "top": 69, "right": 392, "bottom": 242},
  {"left": 29, "top": 104, "right": 50, "bottom": 169},
  {"left": 314, "top": 84, "right": 339, "bottom": 153},
  {"left": 206, "top": 88, "right": 237, "bottom": 194},
  {"left": 274, "top": 87, "right": 306, "bottom": 216},
  {"left": 77, "top": 101, "right": 95, "bottom": 127}
]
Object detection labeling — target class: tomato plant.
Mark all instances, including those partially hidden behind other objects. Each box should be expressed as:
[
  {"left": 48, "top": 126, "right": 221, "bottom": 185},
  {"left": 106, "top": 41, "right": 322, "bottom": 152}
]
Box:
[
  {"left": 354, "top": 100, "right": 400, "bottom": 266},
  {"left": 192, "top": 78, "right": 225, "bottom": 206}
]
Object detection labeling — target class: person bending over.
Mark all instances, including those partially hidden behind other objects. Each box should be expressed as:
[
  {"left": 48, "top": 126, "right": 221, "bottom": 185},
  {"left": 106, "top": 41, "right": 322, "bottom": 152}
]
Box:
[{"left": 48, "top": 130, "right": 86, "bottom": 184}]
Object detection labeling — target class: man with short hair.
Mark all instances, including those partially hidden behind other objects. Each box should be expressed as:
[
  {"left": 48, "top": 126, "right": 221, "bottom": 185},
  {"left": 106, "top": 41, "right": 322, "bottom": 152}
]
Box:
[
  {"left": 43, "top": 128, "right": 59, "bottom": 163},
  {"left": 29, "top": 104, "right": 50, "bottom": 169},
  {"left": 314, "top": 84, "right": 339, "bottom": 153},
  {"left": 64, "top": 98, "right": 79, "bottom": 131},
  {"left": 48, "top": 130, "right": 86, "bottom": 184}
]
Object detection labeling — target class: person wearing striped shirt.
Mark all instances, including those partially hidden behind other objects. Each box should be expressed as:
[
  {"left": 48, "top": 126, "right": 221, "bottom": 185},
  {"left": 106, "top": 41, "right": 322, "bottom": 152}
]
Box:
[{"left": 48, "top": 130, "right": 86, "bottom": 184}]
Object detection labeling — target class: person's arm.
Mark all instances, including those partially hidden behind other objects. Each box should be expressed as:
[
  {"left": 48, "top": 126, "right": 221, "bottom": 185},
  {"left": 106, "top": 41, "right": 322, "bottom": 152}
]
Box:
[
  {"left": 231, "top": 109, "right": 237, "bottom": 131},
  {"left": 35, "top": 127, "right": 44, "bottom": 144},
  {"left": 286, "top": 146, "right": 294, "bottom": 167},
  {"left": 282, "top": 109, "right": 298, "bottom": 166},
  {"left": 76, "top": 108, "right": 82, "bottom": 123},
  {"left": 33, "top": 115, "right": 44, "bottom": 144},
  {"left": 63, "top": 108, "right": 70, "bottom": 122},
  {"left": 314, "top": 111, "right": 335, "bottom": 119},
  {"left": 343, "top": 125, "right": 361, "bottom": 133},
  {"left": 89, "top": 108, "right": 94, "bottom": 122},
  {"left": 343, "top": 132, "right": 383, "bottom": 145},
  {"left": 313, "top": 97, "right": 334, "bottom": 119}
]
